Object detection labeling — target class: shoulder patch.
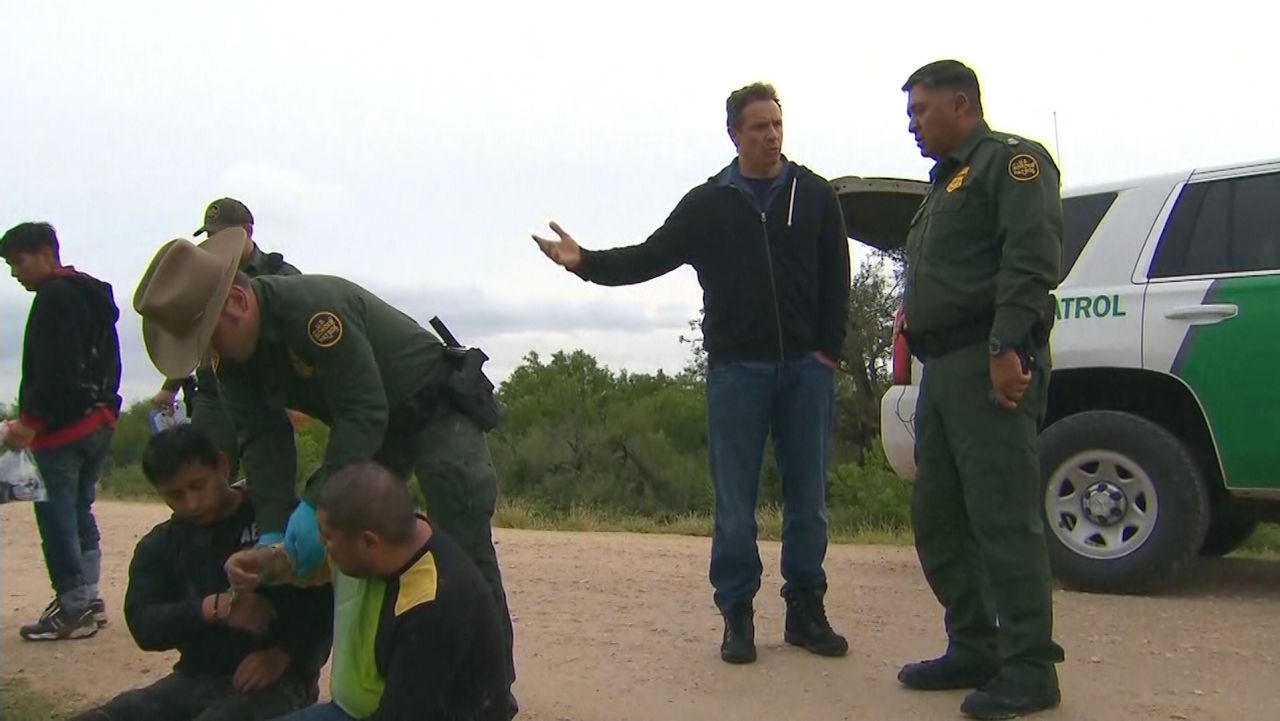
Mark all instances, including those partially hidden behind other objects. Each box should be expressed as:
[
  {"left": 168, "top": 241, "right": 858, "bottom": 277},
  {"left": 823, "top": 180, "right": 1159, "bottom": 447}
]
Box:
[
  {"left": 1006, "top": 137, "right": 1021, "bottom": 146},
  {"left": 1008, "top": 154, "right": 1041, "bottom": 182},
  {"left": 946, "top": 166, "right": 971, "bottom": 193},
  {"left": 307, "top": 311, "right": 344, "bottom": 348}
]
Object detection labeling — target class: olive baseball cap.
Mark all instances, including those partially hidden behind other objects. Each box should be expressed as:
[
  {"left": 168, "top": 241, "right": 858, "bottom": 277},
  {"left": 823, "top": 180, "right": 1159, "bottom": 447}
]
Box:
[{"left": 194, "top": 197, "right": 254, "bottom": 237}]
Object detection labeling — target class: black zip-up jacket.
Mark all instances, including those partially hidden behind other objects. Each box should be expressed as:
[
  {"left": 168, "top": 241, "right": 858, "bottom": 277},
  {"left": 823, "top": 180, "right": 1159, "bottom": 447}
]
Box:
[
  {"left": 575, "top": 159, "right": 851, "bottom": 364},
  {"left": 124, "top": 488, "right": 334, "bottom": 681},
  {"left": 18, "top": 268, "right": 122, "bottom": 445}
]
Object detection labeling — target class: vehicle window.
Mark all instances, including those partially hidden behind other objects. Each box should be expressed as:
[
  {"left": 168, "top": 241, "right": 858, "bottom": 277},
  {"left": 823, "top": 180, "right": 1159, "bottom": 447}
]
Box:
[
  {"left": 1061, "top": 192, "right": 1117, "bottom": 279},
  {"left": 1150, "top": 171, "right": 1280, "bottom": 277}
]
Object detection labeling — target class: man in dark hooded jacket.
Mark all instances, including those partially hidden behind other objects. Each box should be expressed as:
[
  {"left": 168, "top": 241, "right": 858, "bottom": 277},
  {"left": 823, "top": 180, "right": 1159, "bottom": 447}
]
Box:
[{"left": 2, "top": 221, "right": 123, "bottom": 641}]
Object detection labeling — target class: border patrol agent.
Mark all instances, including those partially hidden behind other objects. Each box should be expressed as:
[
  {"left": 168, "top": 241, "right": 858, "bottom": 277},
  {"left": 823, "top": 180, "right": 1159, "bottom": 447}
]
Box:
[
  {"left": 150, "top": 198, "right": 299, "bottom": 480},
  {"left": 895, "top": 60, "right": 1065, "bottom": 719},
  {"left": 133, "top": 230, "right": 518, "bottom": 719}
]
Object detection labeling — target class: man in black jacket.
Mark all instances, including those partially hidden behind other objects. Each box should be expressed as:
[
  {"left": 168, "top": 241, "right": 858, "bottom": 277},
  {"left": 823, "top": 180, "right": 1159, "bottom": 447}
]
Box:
[
  {"left": 68, "top": 425, "right": 333, "bottom": 721},
  {"left": 532, "top": 82, "right": 852, "bottom": 664},
  {"left": 2, "top": 221, "right": 122, "bottom": 641}
]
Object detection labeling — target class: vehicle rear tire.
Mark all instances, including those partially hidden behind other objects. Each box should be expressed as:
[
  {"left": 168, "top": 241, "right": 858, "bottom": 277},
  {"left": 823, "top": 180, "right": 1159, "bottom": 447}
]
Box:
[{"left": 1038, "top": 410, "right": 1210, "bottom": 594}]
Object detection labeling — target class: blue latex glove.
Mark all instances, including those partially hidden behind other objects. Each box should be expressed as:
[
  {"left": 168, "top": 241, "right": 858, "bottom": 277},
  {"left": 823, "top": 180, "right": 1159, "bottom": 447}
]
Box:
[
  {"left": 284, "top": 501, "right": 324, "bottom": 575},
  {"left": 256, "top": 532, "right": 284, "bottom": 547}
]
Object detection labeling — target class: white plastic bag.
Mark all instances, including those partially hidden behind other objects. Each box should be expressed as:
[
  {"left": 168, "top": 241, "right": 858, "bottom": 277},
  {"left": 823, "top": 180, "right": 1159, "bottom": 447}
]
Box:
[
  {"left": 149, "top": 401, "right": 190, "bottom": 434},
  {"left": 0, "top": 447, "right": 47, "bottom": 503}
]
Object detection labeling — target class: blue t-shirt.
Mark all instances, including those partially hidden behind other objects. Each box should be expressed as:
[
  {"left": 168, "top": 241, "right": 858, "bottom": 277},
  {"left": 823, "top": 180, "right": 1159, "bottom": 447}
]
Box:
[{"left": 742, "top": 175, "right": 778, "bottom": 212}]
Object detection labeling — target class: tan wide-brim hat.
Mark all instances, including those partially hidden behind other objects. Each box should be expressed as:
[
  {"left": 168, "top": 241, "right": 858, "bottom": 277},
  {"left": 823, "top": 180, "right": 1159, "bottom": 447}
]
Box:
[{"left": 133, "top": 228, "right": 246, "bottom": 378}]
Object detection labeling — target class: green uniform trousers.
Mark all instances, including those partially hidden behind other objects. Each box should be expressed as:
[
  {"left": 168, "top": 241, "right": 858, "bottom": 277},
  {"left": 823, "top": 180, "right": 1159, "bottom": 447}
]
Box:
[
  {"left": 912, "top": 341, "right": 1064, "bottom": 686},
  {"left": 375, "top": 405, "right": 516, "bottom": 700}
]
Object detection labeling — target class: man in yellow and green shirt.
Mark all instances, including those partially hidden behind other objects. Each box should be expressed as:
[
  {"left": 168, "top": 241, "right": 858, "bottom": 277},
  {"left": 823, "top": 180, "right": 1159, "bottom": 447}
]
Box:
[{"left": 227, "top": 462, "right": 509, "bottom": 721}]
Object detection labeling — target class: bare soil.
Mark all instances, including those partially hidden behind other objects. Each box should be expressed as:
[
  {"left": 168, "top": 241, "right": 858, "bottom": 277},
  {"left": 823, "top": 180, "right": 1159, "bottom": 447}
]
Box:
[{"left": 3, "top": 501, "right": 1278, "bottom": 720}]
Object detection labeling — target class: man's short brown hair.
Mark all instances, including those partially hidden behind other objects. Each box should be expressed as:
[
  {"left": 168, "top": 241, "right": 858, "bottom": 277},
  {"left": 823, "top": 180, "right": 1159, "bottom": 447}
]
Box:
[{"left": 726, "top": 82, "right": 781, "bottom": 129}]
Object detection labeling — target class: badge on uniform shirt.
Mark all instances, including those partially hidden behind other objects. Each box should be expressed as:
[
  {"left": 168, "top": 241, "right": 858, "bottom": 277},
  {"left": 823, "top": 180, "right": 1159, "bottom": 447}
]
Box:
[
  {"left": 1008, "top": 154, "right": 1040, "bottom": 182},
  {"left": 946, "top": 166, "right": 971, "bottom": 193},
  {"left": 308, "top": 311, "right": 344, "bottom": 348}
]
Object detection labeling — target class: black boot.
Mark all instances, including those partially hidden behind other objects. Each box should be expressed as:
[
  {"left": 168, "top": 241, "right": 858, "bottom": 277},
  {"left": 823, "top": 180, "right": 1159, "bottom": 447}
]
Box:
[
  {"left": 898, "top": 654, "right": 999, "bottom": 691},
  {"left": 961, "top": 674, "right": 1061, "bottom": 719},
  {"left": 720, "top": 603, "right": 756, "bottom": 664},
  {"left": 783, "top": 589, "right": 848, "bottom": 657}
]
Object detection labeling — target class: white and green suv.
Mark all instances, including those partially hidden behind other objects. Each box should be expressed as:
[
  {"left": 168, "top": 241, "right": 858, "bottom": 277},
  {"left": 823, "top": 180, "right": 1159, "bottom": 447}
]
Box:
[{"left": 834, "top": 158, "right": 1280, "bottom": 594}]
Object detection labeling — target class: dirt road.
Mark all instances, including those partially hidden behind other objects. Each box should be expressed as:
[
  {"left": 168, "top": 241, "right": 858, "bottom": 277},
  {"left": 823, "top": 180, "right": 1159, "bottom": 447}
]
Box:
[{"left": 3, "top": 501, "right": 1278, "bottom": 720}]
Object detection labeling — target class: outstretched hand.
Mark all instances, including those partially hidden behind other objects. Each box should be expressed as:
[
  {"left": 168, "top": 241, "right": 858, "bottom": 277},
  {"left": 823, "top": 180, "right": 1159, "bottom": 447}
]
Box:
[{"left": 532, "top": 221, "right": 583, "bottom": 272}]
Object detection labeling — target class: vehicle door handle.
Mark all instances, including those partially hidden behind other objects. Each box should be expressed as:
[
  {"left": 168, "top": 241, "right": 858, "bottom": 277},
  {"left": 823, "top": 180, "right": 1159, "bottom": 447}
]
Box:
[{"left": 1164, "top": 304, "right": 1238, "bottom": 323}]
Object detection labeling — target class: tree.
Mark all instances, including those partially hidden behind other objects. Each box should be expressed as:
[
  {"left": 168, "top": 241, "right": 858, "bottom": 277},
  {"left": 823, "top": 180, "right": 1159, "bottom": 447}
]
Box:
[
  {"left": 836, "top": 252, "right": 903, "bottom": 460},
  {"left": 677, "top": 311, "right": 707, "bottom": 383},
  {"left": 492, "top": 350, "right": 713, "bottom": 514}
]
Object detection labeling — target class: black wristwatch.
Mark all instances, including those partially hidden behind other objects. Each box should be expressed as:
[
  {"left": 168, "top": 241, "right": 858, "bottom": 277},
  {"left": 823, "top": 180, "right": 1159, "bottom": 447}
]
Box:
[{"left": 989, "top": 337, "right": 1016, "bottom": 356}]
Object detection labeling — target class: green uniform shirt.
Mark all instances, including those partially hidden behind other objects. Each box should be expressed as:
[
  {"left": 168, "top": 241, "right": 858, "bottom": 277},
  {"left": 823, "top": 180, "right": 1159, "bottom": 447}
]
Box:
[
  {"left": 216, "top": 274, "right": 447, "bottom": 533},
  {"left": 903, "top": 121, "right": 1063, "bottom": 345}
]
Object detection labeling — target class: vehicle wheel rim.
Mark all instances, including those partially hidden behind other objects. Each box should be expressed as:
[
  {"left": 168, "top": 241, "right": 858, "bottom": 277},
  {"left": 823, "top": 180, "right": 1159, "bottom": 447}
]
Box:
[{"left": 1045, "top": 449, "right": 1158, "bottom": 560}]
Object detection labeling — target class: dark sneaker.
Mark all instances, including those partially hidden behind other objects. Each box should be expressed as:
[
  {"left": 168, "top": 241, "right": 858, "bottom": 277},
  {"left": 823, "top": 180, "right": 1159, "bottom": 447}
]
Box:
[
  {"left": 720, "top": 604, "right": 756, "bottom": 664},
  {"left": 961, "top": 675, "right": 1062, "bottom": 719},
  {"left": 783, "top": 590, "right": 848, "bottom": 657},
  {"left": 899, "top": 655, "right": 999, "bottom": 691},
  {"left": 90, "top": 598, "right": 108, "bottom": 628},
  {"left": 20, "top": 600, "right": 98, "bottom": 641}
]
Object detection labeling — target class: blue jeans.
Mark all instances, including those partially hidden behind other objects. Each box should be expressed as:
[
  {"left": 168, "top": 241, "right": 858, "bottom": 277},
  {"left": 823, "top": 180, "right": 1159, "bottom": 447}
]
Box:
[
  {"left": 32, "top": 425, "right": 113, "bottom": 616},
  {"left": 706, "top": 353, "right": 836, "bottom": 612},
  {"left": 272, "top": 702, "right": 356, "bottom": 721}
]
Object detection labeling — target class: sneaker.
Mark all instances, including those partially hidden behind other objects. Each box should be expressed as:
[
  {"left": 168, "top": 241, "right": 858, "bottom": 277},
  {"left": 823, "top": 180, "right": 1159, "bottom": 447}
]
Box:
[
  {"left": 90, "top": 598, "right": 108, "bottom": 628},
  {"left": 960, "top": 675, "right": 1062, "bottom": 720},
  {"left": 20, "top": 599, "right": 99, "bottom": 641},
  {"left": 783, "top": 590, "right": 848, "bottom": 657},
  {"left": 720, "top": 603, "right": 757, "bottom": 664},
  {"left": 899, "top": 654, "right": 999, "bottom": 691}
]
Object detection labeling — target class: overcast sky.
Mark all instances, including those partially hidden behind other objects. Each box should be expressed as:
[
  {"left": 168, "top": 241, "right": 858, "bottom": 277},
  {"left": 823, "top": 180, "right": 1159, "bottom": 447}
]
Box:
[{"left": 2, "top": 0, "right": 1275, "bottom": 405}]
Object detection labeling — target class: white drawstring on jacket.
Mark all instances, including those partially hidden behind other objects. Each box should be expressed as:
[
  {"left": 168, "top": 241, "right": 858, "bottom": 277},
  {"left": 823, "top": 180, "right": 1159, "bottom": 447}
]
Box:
[{"left": 786, "top": 176, "right": 798, "bottom": 227}]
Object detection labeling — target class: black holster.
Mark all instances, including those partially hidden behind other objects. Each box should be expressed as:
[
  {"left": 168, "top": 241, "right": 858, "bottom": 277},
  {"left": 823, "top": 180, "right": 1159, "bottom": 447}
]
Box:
[{"left": 441, "top": 347, "right": 502, "bottom": 432}]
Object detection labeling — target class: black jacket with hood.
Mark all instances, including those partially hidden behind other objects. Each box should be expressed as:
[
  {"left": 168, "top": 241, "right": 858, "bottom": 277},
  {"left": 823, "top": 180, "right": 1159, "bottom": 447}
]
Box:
[
  {"left": 18, "top": 267, "right": 123, "bottom": 450},
  {"left": 575, "top": 159, "right": 851, "bottom": 365}
]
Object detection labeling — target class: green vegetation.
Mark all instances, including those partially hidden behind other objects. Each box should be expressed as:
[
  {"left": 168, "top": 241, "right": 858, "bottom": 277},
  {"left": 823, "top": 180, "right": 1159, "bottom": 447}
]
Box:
[{"left": 1240, "top": 523, "right": 1280, "bottom": 558}]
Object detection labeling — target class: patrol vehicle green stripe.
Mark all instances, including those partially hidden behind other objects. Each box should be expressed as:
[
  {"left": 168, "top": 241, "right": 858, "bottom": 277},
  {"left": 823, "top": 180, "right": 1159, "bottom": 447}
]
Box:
[{"left": 1171, "top": 276, "right": 1280, "bottom": 491}]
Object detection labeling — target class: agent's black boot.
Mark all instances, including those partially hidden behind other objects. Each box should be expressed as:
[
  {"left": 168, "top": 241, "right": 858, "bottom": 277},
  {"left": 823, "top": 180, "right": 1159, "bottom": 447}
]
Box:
[{"left": 898, "top": 654, "right": 999, "bottom": 691}]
